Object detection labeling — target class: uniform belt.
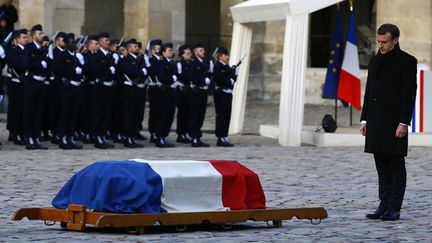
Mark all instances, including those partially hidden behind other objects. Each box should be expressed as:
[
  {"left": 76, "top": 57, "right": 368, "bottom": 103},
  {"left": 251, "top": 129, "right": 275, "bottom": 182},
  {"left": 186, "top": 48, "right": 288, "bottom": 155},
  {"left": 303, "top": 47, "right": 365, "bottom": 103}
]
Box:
[
  {"left": 44, "top": 80, "right": 50, "bottom": 85},
  {"left": 124, "top": 80, "right": 133, "bottom": 86},
  {"left": 216, "top": 86, "right": 233, "bottom": 94},
  {"left": 32, "top": 75, "right": 46, "bottom": 81},
  {"left": 11, "top": 78, "right": 21, "bottom": 83},
  {"left": 137, "top": 83, "right": 146, "bottom": 88},
  {"left": 103, "top": 81, "right": 114, "bottom": 87},
  {"left": 70, "top": 80, "right": 81, "bottom": 86},
  {"left": 89, "top": 81, "right": 95, "bottom": 85},
  {"left": 191, "top": 84, "right": 208, "bottom": 90}
]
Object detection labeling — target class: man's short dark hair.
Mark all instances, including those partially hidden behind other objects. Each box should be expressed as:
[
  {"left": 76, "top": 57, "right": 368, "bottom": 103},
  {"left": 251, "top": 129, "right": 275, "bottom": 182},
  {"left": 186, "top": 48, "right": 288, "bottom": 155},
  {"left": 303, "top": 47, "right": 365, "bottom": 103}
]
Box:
[{"left": 377, "top": 23, "right": 400, "bottom": 39}]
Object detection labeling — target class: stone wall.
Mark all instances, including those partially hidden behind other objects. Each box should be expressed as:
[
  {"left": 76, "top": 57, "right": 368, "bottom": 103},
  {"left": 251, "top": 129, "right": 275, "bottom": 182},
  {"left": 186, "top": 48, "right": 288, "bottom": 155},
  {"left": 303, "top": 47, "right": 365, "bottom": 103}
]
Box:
[
  {"left": 376, "top": 0, "right": 432, "bottom": 68},
  {"left": 149, "top": 0, "right": 185, "bottom": 46}
]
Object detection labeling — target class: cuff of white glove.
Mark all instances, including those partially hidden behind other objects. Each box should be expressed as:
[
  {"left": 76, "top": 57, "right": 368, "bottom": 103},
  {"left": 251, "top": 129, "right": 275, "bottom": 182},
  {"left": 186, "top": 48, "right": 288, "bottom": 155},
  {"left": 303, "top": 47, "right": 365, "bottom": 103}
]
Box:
[
  {"left": 172, "top": 75, "right": 178, "bottom": 82},
  {"left": 75, "top": 67, "right": 82, "bottom": 75},
  {"left": 399, "top": 123, "right": 408, "bottom": 127},
  {"left": 41, "top": 61, "right": 47, "bottom": 69},
  {"left": 142, "top": 68, "right": 147, "bottom": 76},
  {"left": 360, "top": 120, "right": 367, "bottom": 125},
  {"left": 205, "top": 77, "right": 211, "bottom": 85},
  {"left": 109, "top": 66, "right": 115, "bottom": 74},
  {"left": 230, "top": 79, "right": 235, "bottom": 85}
]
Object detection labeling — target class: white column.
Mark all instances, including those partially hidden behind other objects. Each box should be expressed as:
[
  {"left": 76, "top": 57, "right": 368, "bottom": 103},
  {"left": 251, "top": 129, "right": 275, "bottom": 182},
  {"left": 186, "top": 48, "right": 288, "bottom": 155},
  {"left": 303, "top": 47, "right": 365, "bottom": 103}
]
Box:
[
  {"left": 279, "top": 14, "right": 309, "bottom": 146},
  {"left": 228, "top": 22, "right": 253, "bottom": 135}
]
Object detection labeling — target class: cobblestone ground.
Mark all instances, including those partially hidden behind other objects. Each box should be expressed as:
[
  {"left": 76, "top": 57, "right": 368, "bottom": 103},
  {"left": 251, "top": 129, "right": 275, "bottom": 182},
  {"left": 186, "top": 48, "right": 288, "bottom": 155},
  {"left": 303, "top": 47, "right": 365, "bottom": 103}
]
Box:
[{"left": 0, "top": 104, "right": 430, "bottom": 242}]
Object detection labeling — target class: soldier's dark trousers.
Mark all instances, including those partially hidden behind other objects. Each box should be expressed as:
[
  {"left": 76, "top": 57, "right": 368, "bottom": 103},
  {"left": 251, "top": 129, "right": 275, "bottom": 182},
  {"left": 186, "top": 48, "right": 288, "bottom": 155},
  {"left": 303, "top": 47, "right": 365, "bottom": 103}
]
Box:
[
  {"left": 155, "top": 88, "right": 176, "bottom": 138},
  {"left": 136, "top": 86, "right": 147, "bottom": 133},
  {"left": 122, "top": 85, "right": 140, "bottom": 137},
  {"left": 176, "top": 88, "right": 189, "bottom": 136},
  {"left": 188, "top": 89, "right": 208, "bottom": 139},
  {"left": 91, "top": 85, "right": 114, "bottom": 137},
  {"left": 48, "top": 80, "right": 61, "bottom": 135},
  {"left": 23, "top": 79, "right": 45, "bottom": 138},
  {"left": 110, "top": 85, "right": 123, "bottom": 136},
  {"left": 148, "top": 86, "right": 160, "bottom": 135},
  {"left": 57, "top": 84, "right": 81, "bottom": 138},
  {"left": 7, "top": 80, "right": 23, "bottom": 135},
  {"left": 78, "top": 82, "right": 93, "bottom": 135},
  {"left": 374, "top": 154, "right": 406, "bottom": 212},
  {"left": 40, "top": 82, "right": 51, "bottom": 134},
  {"left": 214, "top": 91, "right": 232, "bottom": 138}
]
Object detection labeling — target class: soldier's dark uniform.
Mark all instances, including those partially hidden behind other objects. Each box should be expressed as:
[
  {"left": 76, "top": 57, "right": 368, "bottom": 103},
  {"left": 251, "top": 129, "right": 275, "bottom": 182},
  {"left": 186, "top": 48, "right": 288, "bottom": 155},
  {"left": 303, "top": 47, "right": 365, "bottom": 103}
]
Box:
[
  {"left": 79, "top": 34, "right": 99, "bottom": 144},
  {"left": 5, "top": 29, "right": 27, "bottom": 146},
  {"left": 91, "top": 32, "right": 116, "bottom": 149},
  {"left": 152, "top": 42, "right": 177, "bottom": 148},
  {"left": 189, "top": 43, "right": 212, "bottom": 147},
  {"left": 146, "top": 39, "right": 162, "bottom": 143},
  {"left": 54, "top": 33, "right": 83, "bottom": 149},
  {"left": 118, "top": 38, "right": 147, "bottom": 148},
  {"left": 175, "top": 44, "right": 192, "bottom": 143},
  {"left": 213, "top": 47, "right": 237, "bottom": 147},
  {"left": 23, "top": 24, "right": 49, "bottom": 149},
  {"left": 49, "top": 32, "right": 67, "bottom": 144},
  {"left": 109, "top": 39, "right": 123, "bottom": 143}
]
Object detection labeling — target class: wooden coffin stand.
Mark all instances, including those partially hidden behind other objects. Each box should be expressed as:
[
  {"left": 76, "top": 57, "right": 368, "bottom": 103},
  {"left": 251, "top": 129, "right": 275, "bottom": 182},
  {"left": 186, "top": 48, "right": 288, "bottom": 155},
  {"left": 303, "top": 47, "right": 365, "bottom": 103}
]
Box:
[{"left": 13, "top": 204, "right": 328, "bottom": 234}]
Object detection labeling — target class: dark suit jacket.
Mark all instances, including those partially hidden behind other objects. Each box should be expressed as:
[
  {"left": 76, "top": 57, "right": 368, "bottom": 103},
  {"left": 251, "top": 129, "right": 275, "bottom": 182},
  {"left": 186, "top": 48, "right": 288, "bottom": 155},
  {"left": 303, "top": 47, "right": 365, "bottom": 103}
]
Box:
[{"left": 360, "top": 44, "right": 417, "bottom": 156}]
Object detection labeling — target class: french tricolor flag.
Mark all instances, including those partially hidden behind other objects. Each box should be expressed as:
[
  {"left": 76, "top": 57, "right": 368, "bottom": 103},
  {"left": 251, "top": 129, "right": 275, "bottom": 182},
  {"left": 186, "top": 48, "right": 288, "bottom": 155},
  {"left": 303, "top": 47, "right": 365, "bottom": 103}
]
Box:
[
  {"left": 411, "top": 65, "right": 432, "bottom": 133},
  {"left": 337, "top": 10, "right": 362, "bottom": 110},
  {"left": 52, "top": 160, "right": 266, "bottom": 213}
]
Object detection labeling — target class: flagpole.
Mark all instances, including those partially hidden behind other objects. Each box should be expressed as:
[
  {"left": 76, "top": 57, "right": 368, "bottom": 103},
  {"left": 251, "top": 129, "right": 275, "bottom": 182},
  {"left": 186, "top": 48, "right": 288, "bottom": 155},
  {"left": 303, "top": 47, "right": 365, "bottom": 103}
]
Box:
[
  {"left": 334, "top": 2, "right": 340, "bottom": 127},
  {"left": 349, "top": 0, "right": 354, "bottom": 127}
]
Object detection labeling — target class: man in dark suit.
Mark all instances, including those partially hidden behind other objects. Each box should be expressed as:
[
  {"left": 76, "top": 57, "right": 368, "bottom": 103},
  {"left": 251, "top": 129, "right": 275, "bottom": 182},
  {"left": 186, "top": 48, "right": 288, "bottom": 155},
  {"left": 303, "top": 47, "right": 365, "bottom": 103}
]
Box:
[{"left": 361, "top": 24, "right": 417, "bottom": 221}]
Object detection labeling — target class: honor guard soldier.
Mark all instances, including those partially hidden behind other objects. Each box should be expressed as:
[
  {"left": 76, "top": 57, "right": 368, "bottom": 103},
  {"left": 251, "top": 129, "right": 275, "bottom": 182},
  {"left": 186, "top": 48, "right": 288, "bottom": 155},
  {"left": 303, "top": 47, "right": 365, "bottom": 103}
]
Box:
[
  {"left": 5, "top": 28, "right": 28, "bottom": 146},
  {"left": 23, "top": 24, "right": 49, "bottom": 150},
  {"left": 189, "top": 43, "right": 213, "bottom": 147},
  {"left": 146, "top": 39, "right": 162, "bottom": 143},
  {"left": 39, "top": 35, "right": 52, "bottom": 142},
  {"left": 153, "top": 42, "right": 178, "bottom": 148},
  {"left": 118, "top": 38, "right": 147, "bottom": 148},
  {"left": 213, "top": 46, "right": 239, "bottom": 147},
  {"left": 54, "top": 33, "right": 84, "bottom": 149},
  {"left": 49, "top": 31, "right": 67, "bottom": 145},
  {"left": 91, "top": 32, "right": 116, "bottom": 149},
  {"left": 109, "top": 39, "right": 123, "bottom": 143},
  {"left": 175, "top": 44, "right": 193, "bottom": 144},
  {"left": 79, "top": 34, "right": 99, "bottom": 144},
  {"left": 135, "top": 41, "right": 147, "bottom": 141}
]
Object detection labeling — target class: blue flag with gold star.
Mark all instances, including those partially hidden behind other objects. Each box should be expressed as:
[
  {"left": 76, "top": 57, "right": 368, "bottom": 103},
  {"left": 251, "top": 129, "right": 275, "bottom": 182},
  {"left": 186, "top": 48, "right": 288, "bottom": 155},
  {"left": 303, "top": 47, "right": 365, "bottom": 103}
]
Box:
[{"left": 323, "top": 9, "right": 343, "bottom": 99}]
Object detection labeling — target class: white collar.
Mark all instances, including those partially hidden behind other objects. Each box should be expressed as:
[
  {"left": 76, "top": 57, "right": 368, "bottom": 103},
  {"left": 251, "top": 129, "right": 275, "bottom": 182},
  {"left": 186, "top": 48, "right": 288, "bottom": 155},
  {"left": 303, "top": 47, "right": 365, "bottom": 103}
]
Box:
[
  {"left": 153, "top": 54, "right": 161, "bottom": 60},
  {"left": 68, "top": 50, "right": 75, "bottom": 56},
  {"left": 18, "top": 44, "right": 25, "bottom": 50},
  {"left": 129, "top": 53, "right": 137, "bottom": 59},
  {"left": 99, "top": 47, "right": 109, "bottom": 55},
  {"left": 218, "top": 60, "right": 227, "bottom": 65},
  {"left": 57, "top": 46, "right": 64, "bottom": 52},
  {"left": 33, "top": 41, "right": 41, "bottom": 49},
  {"left": 197, "top": 57, "right": 203, "bottom": 62}
]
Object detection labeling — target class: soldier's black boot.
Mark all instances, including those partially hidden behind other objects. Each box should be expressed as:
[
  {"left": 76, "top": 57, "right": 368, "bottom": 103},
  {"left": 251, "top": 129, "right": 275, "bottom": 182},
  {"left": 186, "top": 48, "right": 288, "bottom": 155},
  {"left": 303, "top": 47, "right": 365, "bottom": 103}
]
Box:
[
  {"left": 132, "top": 137, "right": 144, "bottom": 148},
  {"left": 25, "top": 137, "right": 38, "bottom": 150},
  {"left": 177, "top": 134, "right": 191, "bottom": 144},
  {"left": 156, "top": 137, "right": 167, "bottom": 148},
  {"left": 68, "top": 136, "right": 83, "bottom": 149},
  {"left": 150, "top": 134, "right": 157, "bottom": 143},
  {"left": 95, "top": 136, "right": 109, "bottom": 149},
  {"left": 163, "top": 138, "right": 175, "bottom": 148},
  {"left": 59, "top": 136, "right": 73, "bottom": 150},
  {"left": 82, "top": 134, "right": 93, "bottom": 144},
  {"left": 34, "top": 138, "right": 48, "bottom": 150},
  {"left": 113, "top": 133, "right": 123, "bottom": 143},
  {"left": 366, "top": 203, "right": 387, "bottom": 220},
  {"left": 102, "top": 136, "right": 115, "bottom": 149},
  {"left": 217, "top": 137, "right": 234, "bottom": 147},
  {"left": 51, "top": 134, "right": 61, "bottom": 145},
  {"left": 14, "top": 134, "right": 26, "bottom": 145},
  {"left": 124, "top": 137, "right": 137, "bottom": 148}
]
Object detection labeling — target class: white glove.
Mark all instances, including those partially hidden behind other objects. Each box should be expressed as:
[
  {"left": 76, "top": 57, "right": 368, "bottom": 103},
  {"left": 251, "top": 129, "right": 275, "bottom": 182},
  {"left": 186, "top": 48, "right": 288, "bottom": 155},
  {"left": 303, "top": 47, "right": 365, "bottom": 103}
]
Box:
[
  {"left": 209, "top": 60, "right": 214, "bottom": 73},
  {"left": 230, "top": 78, "right": 235, "bottom": 85},
  {"left": 0, "top": 45, "right": 5, "bottom": 59},
  {"left": 113, "top": 53, "right": 119, "bottom": 65},
  {"left": 142, "top": 67, "right": 147, "bottom": 76},
  {"left": 47, "top": 45, "right": 54, "bottom": 60},
  {"left": 76, "top": 53, "right": 85, "bottom": 65},
  {"left": 172, "top": 75, "right": 178, "bottom": 82},
  {"left": 41, "top": 60, "right": 47, "bottom": 69},
  {"left": 235, "top": 66, "right": 240, "bottom": 76},
  {"left": 176, "top": 62, "right": 182, "bottom": 74},
  {"left": 109, "top": 66, "right": 115, "bottom": 74},
  {"left": 0, "top": 94, "right": 3, "bottom": 104},
  {"left": 75, "top": 66, "right": 82, "bottom": 75},
  {"left": 144, "top": 54, "right": 151, "bottom": 67},
  {"left": 205, "top": 77, "right": 211, "bottom": 85}
]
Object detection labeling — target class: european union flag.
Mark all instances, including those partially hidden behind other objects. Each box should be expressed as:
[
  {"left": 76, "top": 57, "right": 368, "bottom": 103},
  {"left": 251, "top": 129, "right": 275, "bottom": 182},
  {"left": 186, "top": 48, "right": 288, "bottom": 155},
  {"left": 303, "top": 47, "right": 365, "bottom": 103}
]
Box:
[{"left": 323, "top": 9, "right": 343, "bottom": 99}]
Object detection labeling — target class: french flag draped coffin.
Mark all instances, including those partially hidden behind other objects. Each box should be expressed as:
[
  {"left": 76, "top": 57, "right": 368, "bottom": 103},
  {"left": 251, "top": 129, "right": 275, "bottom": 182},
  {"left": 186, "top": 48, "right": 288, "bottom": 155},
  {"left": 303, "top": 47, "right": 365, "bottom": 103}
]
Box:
[{"left": 52, "top": 160, "right": 266, "bottom": 213}]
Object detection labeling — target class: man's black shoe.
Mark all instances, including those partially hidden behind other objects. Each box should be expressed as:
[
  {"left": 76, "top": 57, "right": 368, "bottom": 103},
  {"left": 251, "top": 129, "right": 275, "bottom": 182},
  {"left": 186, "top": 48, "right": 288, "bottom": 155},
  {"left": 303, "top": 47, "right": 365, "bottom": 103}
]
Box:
[
  {"left": 177, "top": 135, "right": 191, "bottom": 144},
  {"left": 381, "top": 208, "right": 400, "bottom": 221},
  {"left": 191, "top": 138, "right": 210, "bottom": 147},
  {"left": 82, "top": 134, "right": 93, "bottom": 144},
  {"left": 113, "top": 134, "right": 123, "bottom": 143},
  {"left": 34, "top": 142, "right": 48, "bottom": 150},
  {"left": 150, "top": 134, "right": 157, "bottom": 144},
  {"left": 51, "top": 135, "right": 61, "bottom": 145},
  {"left": 14, "top": 135, "right": 26, "bottom": 145},
  {"left": 25, "top": 143, "right": 38, "bottom": 150},
  {"left": 366, "top": 205, "right": 387, "bottom": 220},
  {"left": 95, "top": 142, "right": 109, "bottom": 149},
  {"left": 156, "top": 138, "right": 167, "bottom": 148}
]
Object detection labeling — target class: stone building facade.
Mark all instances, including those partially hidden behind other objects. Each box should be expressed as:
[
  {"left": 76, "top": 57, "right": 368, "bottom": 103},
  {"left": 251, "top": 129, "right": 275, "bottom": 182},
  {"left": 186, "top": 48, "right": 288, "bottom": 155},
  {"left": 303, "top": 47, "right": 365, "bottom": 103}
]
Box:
[{"left": 13, "top": 0, "right": 432, "bottom": 105}]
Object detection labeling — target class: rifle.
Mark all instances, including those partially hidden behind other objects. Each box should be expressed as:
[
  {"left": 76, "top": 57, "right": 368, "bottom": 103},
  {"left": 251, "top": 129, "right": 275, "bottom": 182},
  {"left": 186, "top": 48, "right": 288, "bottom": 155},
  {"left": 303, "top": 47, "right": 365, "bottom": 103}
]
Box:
[
  {"left": 2, "top": 32, "right": 12, "bottom": 46},
  {"left": 231, "top": 52, "right": 248, "bottom": 69}
]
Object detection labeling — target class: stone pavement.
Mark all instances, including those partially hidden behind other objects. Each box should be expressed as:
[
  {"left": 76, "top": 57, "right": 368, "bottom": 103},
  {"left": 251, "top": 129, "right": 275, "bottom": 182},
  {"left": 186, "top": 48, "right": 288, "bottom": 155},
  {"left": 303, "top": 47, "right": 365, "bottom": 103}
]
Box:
[{"left": 0, "top": 104, "right": 431, "bottom": 242}]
